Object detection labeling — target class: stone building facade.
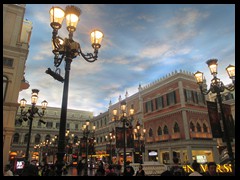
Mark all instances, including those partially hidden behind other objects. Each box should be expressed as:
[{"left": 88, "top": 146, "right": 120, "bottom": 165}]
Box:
[
  {"left": 3, "top": 4, "right": 31, "bottom": 168},
  {"left": 10, "top": 105, "right": 93, "bottom": 164},
  {"left": 95, "top": 70, "right": 225, "bottom": 165}
]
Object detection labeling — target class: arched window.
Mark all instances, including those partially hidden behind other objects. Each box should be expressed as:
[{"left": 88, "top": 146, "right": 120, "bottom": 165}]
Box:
[
  {"left": 196, "top": 123, "right": 201, "bottom": 132},
  {"left": 13, "top": 133, "right": 20, "bottom": 144},
  {"left": 24, "top": 134, "right": 29, "bottom": 144},
  {"left": 38, "top": 121, "right": 42, "bottom": 127},
  {"left": 3, "top": 76, "right": 8, "bottom": 102},
  {"left": 35, "top": 134, "right": 41, "bottom": 144},
  {"left": 203, "top": 123, "right": 208, "bottom": 133},
  {"left": 45, "top": 135, "right": 51, "bottom": 141},
  {"left": 163, "top": 125, "right": 169, "bottom": 134},
  {"left": 149, "top": 128, "right": 153, "bottom": 137},
  {"left": 173, "top": 122, "right": 180, "bottom": 133},
  {"left": 190, "top": 122, "right": 195, "bottom": 132},
  {"left": 15, "top": 118, "right": 22, "bottom": 127},
  {"left": 157, "top": 126, "right": 162, "bottom": 136},
  {"left": 74, "top": 136, "right": 78, "bottom": 144}
]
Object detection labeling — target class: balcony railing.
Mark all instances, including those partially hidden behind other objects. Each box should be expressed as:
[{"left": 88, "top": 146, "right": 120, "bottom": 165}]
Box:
[{"left": 190, "top": 132, "right": 212, "bottom": 139}]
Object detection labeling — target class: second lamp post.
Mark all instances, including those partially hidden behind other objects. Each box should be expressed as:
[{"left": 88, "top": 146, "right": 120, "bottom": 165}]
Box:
[
  {"left": 113, "top": 100, "right": 134, "bottom": 170},
  {"left": 19, "top": 89, "right": 48, "bottom": 161},
  {"left": 82, "top": 120, "right": 96, "bottom": 176},
  {"left": 194, "top": 58, "right": 235, "bottom": 173},
  {"left": 134, "top": 121, "right": 146, "bottom": 164},
  {"left": 105, "top": 129, "right": 115, "bottom": 164}
]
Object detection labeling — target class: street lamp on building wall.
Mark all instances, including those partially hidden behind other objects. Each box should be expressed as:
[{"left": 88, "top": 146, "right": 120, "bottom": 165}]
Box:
[
  {"left": 47, "top": 5, "right": 103, "bottom": 176},
  {"left": 112, "top": 100, "right": 134, "bottom": 170},
  {"left": 82, "top": 120, "right": 96, "bottom": 176},
  {"left": 134, "top": 121, "right": 146, "bottom": 164},
  {"left": 19, "top": 89, "right": 48, "bottom": 161},
  {"left": 194, "top": 59, "right": 235, "bottom": 173},
  {"left": 105, "top": 129, "right": 115, "bottom": 164}
]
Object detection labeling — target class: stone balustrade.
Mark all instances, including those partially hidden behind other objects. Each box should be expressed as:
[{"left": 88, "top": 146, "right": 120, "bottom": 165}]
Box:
[{"left": 130, "top": 162, "right": 168, "bottom": 176}]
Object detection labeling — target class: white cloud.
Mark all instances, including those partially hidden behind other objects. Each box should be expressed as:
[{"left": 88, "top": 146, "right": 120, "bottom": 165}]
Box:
[{"left": 20, "top": 4, "right": 234, "bottom": 116}]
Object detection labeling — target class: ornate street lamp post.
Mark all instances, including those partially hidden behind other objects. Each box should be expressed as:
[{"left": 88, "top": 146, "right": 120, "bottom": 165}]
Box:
[
  {"left": 134, "top": 121, "right": 146, "bottom": 164},
  {"left": 194, "top": 59, "right": 235, "bottom": 173},
  {"left": 51, "top": 135, "right": 58, "bottom": 164},
  {"left": 47, "top": 5, "right": 103, "bottom": 176},
  {"left": 112, "top": 100, "right": 134, "bottom": 170},
  {"left": 105, "top": 129, "right": 115, "bottom": 164},
  {"left": 65, "top": 130, "right": 74, "bottom": 164},
  {"left": 82, "top": 120, "right": 96, "bottom": 176},
  {"left": 19, "top": 89, "right": 48, "bottom": 161}
]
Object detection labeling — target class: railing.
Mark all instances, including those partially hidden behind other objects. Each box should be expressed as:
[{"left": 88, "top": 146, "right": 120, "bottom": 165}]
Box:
[
  {"left": 190, "top": 132, "right": 212, "bottom": 139},
  {"left": 130, "top": 162, "right": 167, "bottom": 176}
]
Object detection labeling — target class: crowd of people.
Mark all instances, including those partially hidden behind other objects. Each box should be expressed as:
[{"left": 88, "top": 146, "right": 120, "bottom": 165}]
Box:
[{"left": 3, "top": 157, "right": 233, "bottom": 176}]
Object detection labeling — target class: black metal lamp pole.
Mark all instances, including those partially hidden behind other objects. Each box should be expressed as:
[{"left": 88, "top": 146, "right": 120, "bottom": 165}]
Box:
[
  {"left": 52, "top": 135, "right": 58, "bottom": 164},
  {"left": 194, "top": 59, "right": 235, "bottom": 174},
  {"left": 19, "top": 89, "right": 48, "bottom": 161},
  {"left": 47, "top": 5, "right": 103, "bottom": 176},
  {"left": 82, "top": 120, "right": 96, "bottom": 176},
  {"left": 84, "top": 129, "right": 89, "bottom": 176},
  {"left": 113, "top": 100, "right": 134, "bottom": 170},
  {"left": 134, "top": 121, "right": 146, "bottom": 164},
  {"left": 106, "top": 129, "right": 115, "bottom": 164}
]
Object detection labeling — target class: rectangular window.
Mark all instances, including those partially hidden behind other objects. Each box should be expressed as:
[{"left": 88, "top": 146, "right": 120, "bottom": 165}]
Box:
[
  {"left": 155, "top": 96, "right": 164, "bottom": 110},
  {"left": 193, "top": 91, "right": 198, "bottom": 104},
  {"left": 46, "top": 122, "right": 53, "bottom": 128},
  {"left": 56, "top": 123, "right": 60, "bottom": 129},
  {"left": 75, "top": 124, "right": 78, "bottom": 130},
  {"left": 167, "top": 91, "right": 176, "bottom": 106},
  {"left": 146, "top": 100, "right": 153, "bottom": 113},
  {"left": 184, "top": 89, "right": 193, "bottom": 102},
  {"left": 197, "top": 92, "right": 204, "bottom": 104},
  {"left": 3, "top": 57, "right": 14, "bottom": 67}
]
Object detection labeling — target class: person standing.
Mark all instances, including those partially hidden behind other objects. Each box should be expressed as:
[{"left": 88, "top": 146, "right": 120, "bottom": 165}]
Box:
[
  {"left": 135, "top": 164, "right": 145, "bottom": 176},
  {"left": 189, "top": 160, "right": 202, "bottom": 176},
  {"left": 76, "top": 159, "right": 84, "bottom": 176},
  {"left": 169, "top": 157, "right": 186, "bottom": 176},
  {"left": 123, "top": 165, "right": 134, "bottom": 176},
  {"left": 204, "top": 162, "right": 219, "bottom": 176},
  {"left": 4, "top": 164, "right": 13, "bottom": 176},
  {"left": 21, "top": 161, "right": 38, "bottom": 176}
]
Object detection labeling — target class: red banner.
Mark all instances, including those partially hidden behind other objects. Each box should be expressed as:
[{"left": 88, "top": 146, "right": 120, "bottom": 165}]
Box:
[
  {"left": 206, "top": 101, "right": 222, "bottom": 138},
  {"left": 222, "top": 103, "right": 235, "bottom": 139},
  {"left": 116, "top": 127, "right": 124, "bottom": 148},
  {"left": 126, "top": 128, "right": 134, "bottom": 148},
  {"left": 80, "top": 137, "right": 86, "bottom": 154},
  {"left": 134, "top": 140, "right": 145, "bottom": 152}
]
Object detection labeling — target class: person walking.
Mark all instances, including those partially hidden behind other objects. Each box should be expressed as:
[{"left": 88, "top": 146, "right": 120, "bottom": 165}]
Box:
[
  {"left": 76, "top": 159, "right": 84, "bottom": 176},
  {"left": 169, "top": 157, "right": 186, "bottom": 176},
  {"left": 203, "top": 162, "right": 219, "bottom": 176},
  {"left": 123, "top": 161, "right": 135, "bottom": 176},
  {"left": 135, "top": 164, "right": 145, "bottom": 176},
  {"left": 4, "top": 164, "right": 13, "bottom": 176},
  {"left": 189, "top": 160, "right": 202, "bottom": 176},
  {"left": 21, "top": 161, "right": 38, "bottom": 176}
]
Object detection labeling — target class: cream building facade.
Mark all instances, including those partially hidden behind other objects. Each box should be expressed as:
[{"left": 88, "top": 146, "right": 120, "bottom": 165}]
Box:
[
  {"left": 10, "top": 105, "right": 93, "bottom": 163},
  {"left": 3, "top": 4, "right": 31, "bottom": 168}
]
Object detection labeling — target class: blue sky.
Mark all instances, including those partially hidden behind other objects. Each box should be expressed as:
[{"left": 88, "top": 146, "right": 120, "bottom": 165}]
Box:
[{"left": 19, "top": 4, "right": 235, "bottom": 116}]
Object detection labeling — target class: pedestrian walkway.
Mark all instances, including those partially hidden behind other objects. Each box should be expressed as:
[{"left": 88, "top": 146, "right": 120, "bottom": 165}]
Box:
[{"left": 63, "top": 167, "right": 96, "bottom": 176}]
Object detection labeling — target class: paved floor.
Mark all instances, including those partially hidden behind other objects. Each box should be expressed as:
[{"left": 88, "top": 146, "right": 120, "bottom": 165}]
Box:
[{"left": 62, "top": 167, "right": 96, "bottom": 176}]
